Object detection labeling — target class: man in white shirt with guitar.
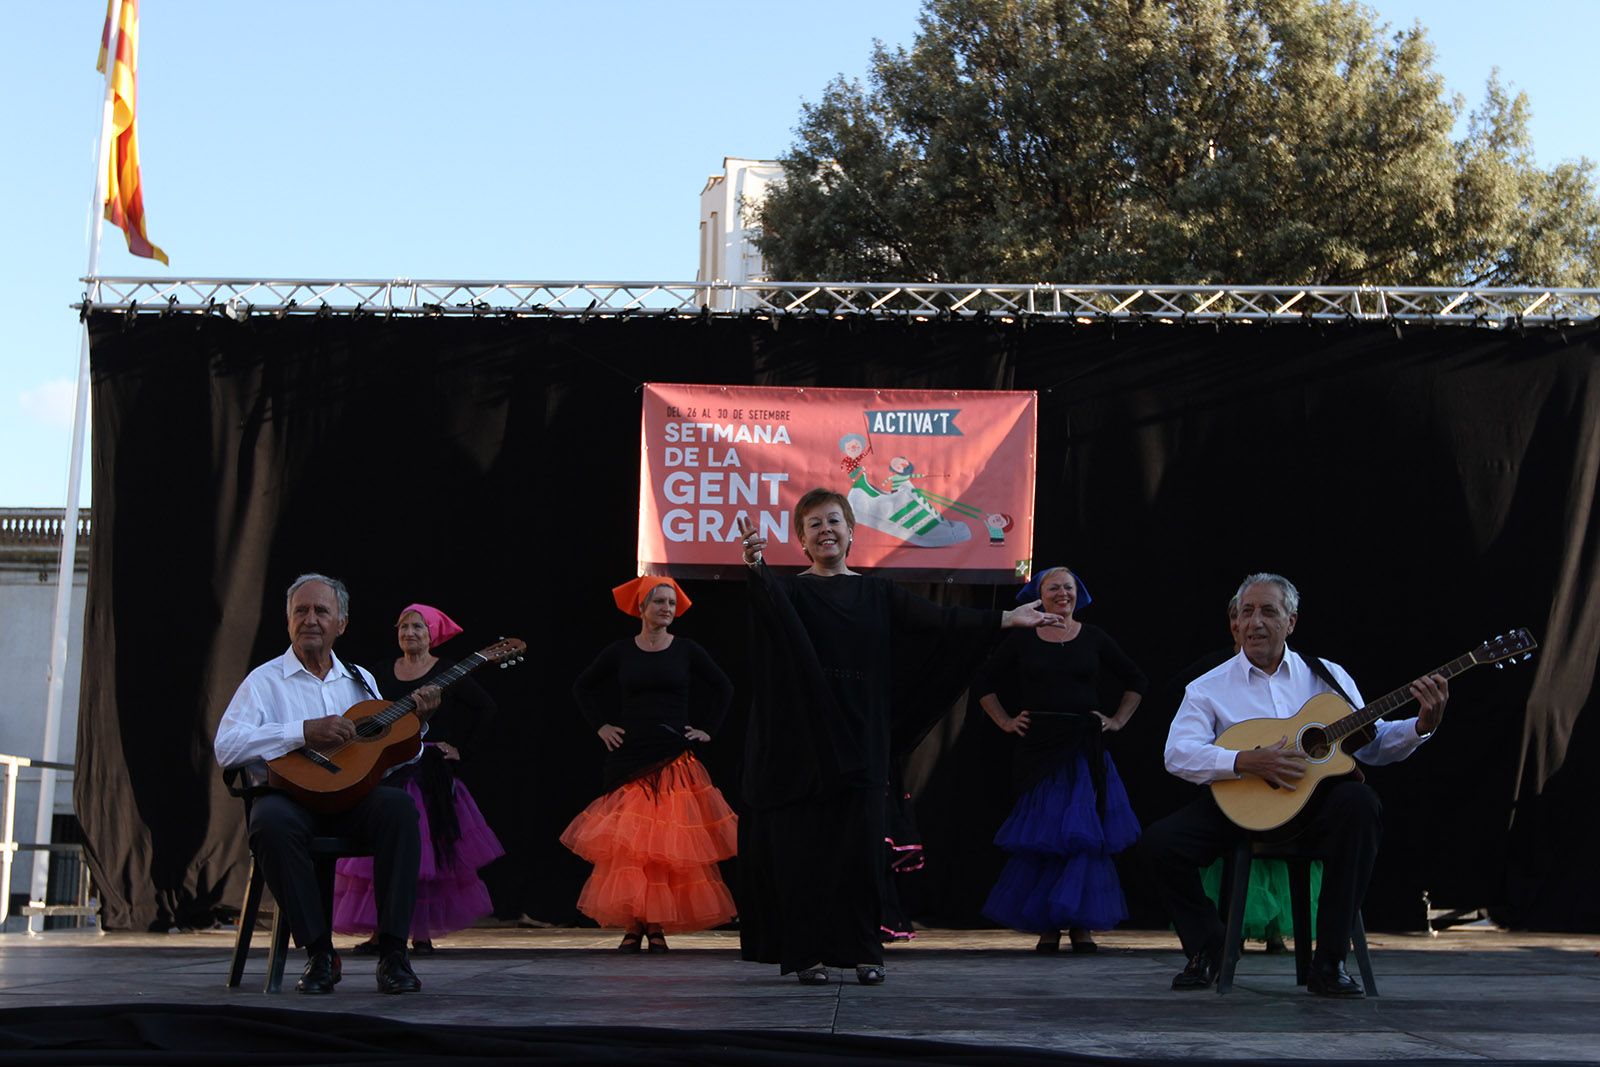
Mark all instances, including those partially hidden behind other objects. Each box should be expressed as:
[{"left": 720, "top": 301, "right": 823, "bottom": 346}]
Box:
[
  {"left": 1143, "top": 572, "right": 1448, "bottom": 997},
  {"left": 215, "top": 573, "right": 440, "bottom": 995}
]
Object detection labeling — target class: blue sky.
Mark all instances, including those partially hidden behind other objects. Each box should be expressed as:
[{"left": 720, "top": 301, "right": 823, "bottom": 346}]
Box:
[{"left": 3, "top": 1, "right": 1595, "bottom": 506}]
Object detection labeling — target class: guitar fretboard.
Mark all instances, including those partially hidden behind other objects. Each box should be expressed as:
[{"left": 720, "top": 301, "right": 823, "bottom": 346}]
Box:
[
  {"left": 1325, "top": 651, "right": 1475, "bottom": 744},
  {"left": 352, "top": 653, "right": 488, "bottom": 737}
]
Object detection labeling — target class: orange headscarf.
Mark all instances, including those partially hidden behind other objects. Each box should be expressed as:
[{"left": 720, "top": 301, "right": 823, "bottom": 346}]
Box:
[{"left": 611, "top": 577, "right": 692, "bottom": 617}]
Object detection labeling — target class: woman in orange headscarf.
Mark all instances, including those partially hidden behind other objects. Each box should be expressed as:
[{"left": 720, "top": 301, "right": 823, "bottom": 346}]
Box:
[{"left": 561, "top": 578, "right": 737, "bottom": 952}]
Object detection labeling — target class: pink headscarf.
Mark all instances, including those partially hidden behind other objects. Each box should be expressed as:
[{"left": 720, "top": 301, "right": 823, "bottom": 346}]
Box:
[{"left": 397, "top": 603, "right": 463, "bottom": 649}]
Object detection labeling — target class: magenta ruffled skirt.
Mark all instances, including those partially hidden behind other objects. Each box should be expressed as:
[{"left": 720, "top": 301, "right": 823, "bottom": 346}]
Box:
[{"left": 332, "top": 773, "right": 504, "bottom": 940}]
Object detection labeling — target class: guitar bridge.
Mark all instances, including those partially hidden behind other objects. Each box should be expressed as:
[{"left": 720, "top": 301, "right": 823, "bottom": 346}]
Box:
[{"left": 301, "top": 749, "right": 342, "bottom": 774}]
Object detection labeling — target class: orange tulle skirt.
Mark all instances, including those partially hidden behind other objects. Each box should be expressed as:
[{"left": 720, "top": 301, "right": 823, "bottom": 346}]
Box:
[{"left": 560, "top": 750, "right": 738, "bottom": 933}]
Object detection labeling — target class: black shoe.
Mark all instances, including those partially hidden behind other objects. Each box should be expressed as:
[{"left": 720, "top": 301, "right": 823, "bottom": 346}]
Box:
[
  {"left": 1171, "top": 950, "right": 1217, "bottom": 990},
  {"left": 411, "top": 939, "right": 435, "bottom": 956},
  {"left": 1307, "top": 961, "right": 1365, "bottom": 997},
  {"left": 376, "top": 950, "right": 422, "bottom": 994},
  {"left": 348, "top": 937, "right": 380, "bottom": 957},
  {"left": 296, "top": 950, "right": 341, "bottom": 994}
]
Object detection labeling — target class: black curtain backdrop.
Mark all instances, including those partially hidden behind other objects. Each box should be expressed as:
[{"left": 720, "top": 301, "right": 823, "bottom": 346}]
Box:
[{"left": 75, "top": 311, "right": 1600, "bottom": 933}]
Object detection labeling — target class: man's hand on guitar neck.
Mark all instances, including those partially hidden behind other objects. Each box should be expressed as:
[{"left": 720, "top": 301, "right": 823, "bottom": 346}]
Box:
[
  {"left": 412, "top": 685, "right": 443, "bottom": 721},
  {"left": 1410, "top": 673, "right": 1449, "bottom": 736},
  {"left": 1233, "top": 737, "right": 1307, "bottom": 790}
]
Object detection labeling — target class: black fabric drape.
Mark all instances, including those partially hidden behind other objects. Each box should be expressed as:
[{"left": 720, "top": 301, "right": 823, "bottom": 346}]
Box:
[{"left": 76, "top": 312, "right": 1600, "bottom": 932}]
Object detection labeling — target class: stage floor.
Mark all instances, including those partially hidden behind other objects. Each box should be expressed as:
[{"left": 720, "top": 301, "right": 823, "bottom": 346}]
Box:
[{"left": 0, "top": 925, "right": 1595, "bottom": 1061}]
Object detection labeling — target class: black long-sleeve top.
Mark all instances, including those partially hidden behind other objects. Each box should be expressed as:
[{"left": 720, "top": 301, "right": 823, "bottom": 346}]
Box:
[
  {"left": 571, "top": 635, "right": 733, "bottom": 792},
  {"left": 743, "top": 562, "right": 1004, "bottom": 809},
  {"left": 973, "top": 625, "right": 1147, "bottom": 790}
]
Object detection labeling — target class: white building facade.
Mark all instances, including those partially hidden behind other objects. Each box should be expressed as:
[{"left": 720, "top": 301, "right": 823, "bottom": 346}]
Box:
[{"left": 697, "top": 157, "right": 784, "bottom": 310}]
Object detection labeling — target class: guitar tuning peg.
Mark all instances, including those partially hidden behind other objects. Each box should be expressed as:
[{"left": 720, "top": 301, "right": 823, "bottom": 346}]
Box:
[
  {"left": 1495, "top": 662, "right": 1505, "bottom": 670},
  {"left": 1522, "top": 653, "right": 1532, "bottom": 661}
]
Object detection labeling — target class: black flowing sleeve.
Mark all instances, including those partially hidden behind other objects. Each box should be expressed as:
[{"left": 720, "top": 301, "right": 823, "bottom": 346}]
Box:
[
  {"left": 682, "top": 637, "right": 734, "bottom": 735},
  {"left": 572, "top": 641, "right": 622, "bottom": 731},
  {"left": 886, "top": 581, "right": 1004, "bottom": 634}
]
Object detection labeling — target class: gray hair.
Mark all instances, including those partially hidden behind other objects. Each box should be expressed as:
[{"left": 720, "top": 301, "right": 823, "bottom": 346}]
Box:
[
  {"left": 1236, "top": 572, "right": 1299, "bottom": 615},
  {"left": 1226, "top": 592, "right": 1240, "bottom": 620},
  {"left": 286, "top": 573, "right": 350, "bottom": 620}
]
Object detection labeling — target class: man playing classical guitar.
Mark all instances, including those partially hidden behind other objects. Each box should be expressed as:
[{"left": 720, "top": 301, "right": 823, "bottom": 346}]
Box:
[
  {"left": 1141, "top": 572, "right": 1448, "bottom": 996},
  {"left": 214, "top": 573, "right": 440, "bottom": 995}
]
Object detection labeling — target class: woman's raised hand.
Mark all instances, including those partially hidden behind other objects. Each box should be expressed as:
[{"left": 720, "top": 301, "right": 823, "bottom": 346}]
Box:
[
  {"left": 1002, "top": 599, "right": 1066, "bottom": 629},
  {"left": 735, "top": 515, "right": 766, "bottom": 565},
  {"left": 684, "top": 726, "right": 711, "bottom": 742},
  {"left": 597, "top": 723, "right": 626, "bottom": 751}
]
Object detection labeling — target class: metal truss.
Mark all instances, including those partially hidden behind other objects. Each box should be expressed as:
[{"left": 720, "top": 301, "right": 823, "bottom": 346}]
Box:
[{"left": 80, "top": 277, "right": 1600, "bottom": 326}]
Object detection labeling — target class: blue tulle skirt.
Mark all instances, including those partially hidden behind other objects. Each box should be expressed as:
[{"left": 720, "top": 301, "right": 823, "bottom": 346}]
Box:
[{"left": 982, "top": 752, "right": 1139, "bottom": 933}]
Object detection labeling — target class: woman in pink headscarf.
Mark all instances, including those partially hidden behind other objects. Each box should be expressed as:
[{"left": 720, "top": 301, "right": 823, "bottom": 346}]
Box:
[{"left": 333, "top": 603, "right": 504, "bottom": 954}]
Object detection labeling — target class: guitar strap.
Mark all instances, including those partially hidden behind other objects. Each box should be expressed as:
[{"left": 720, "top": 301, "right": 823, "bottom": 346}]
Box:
[{"left": 340, "top": 656, "right": 379, "bottom": 700}]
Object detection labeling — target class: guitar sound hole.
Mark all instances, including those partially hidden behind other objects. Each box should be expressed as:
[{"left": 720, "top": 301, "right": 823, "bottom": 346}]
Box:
[
  {"left": 356, "top": 720, "right": 385, "bottom": 739},
  {"left": 1300, "top": 726, "right": 1332, "bottom": 760}
]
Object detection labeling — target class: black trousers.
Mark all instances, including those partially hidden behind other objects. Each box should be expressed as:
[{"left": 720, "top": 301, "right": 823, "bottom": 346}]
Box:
[
  {"left": 1139, "top": 779, "right": 1381, "bottom": 967},
  {"left": 248, "top": 785, "right": 420, "bottom": 951}
]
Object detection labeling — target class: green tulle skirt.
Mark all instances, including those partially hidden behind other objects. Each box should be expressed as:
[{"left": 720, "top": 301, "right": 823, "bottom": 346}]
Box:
[{"left": 1200, "top": 857, "right": 1322, "bottom": 942}]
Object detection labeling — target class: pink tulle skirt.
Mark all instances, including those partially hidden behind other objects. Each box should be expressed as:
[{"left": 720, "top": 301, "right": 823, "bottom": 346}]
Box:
[
  {"left": 332, "top": 771, "right": 504, "bottom": 940},
  {"left": 560, "top": 751, "right": 737, "bottom": 933}
]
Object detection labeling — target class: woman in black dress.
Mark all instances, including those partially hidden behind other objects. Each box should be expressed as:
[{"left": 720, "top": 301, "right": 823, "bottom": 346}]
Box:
[
  {"left": 734, "top": 489, "right": 1062, "bottom": 985},
  {"left": 562, "top": 577, "right": 737, "bottom": 952},
  {"left": 975, "top": 566, "right": 1145, "bottom": 953}
]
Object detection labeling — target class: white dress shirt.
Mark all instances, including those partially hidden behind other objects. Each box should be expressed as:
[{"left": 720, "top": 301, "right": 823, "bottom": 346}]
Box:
[
  {"left": 1164, "top": 647, "right": 1428, "bottom": 785},
  {"left": 213, "top": 647, "right": 384, "bottom": 785}
]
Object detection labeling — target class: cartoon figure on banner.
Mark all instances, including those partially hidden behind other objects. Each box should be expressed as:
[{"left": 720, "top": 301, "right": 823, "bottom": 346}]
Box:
[
  {"left": 985, "top": 512, "right": 1014, "bottom": 547},
  {"left": 836, "top": 430, "right": 1012, "bottom": 551}
]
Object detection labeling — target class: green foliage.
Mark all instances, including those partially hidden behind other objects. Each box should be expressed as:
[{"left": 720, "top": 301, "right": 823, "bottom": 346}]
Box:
[{"left": 754, "top": 0, "right": 1600, "bottom": 286}]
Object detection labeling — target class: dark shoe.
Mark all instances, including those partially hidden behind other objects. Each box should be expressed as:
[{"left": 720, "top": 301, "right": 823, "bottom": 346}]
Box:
[
  {"left": 1171, "top": 950, "right": 1217, "bottom": 990},
  {"left": 855, "top": 964, "right": 886, "bottom": 985},
  {"left": 411, "top": 939, "right": 435, "bottom": 956},
  {"left": 376, "top": 950, "right": 422, "bottom": 994},
  {"left": 645, "top": 926, "right": 669, "bottom": 953},
  {"left": 617, "top": 929, "right": 643, "bottom": 953},
  {"left": 296, "top": 950, "right": 341, "bottom": 994},
  {"left": 1264, "top": 935, "right": 1288, "bottom": 955},
  {"left": 1307, "top": 962, "right": 1365, "bottom": 998},
  {"left": 1068, "top": 928, "right": 1098, "bottom": 954},
  {"left": 348, "top": 937, "right": 379, "bottom": 957},
  {"left": 1034, "top": 932, "right": 1062, "bottom": 954},
  {"left": 796, "top": 965, "right": 829, "bottom": 985}
]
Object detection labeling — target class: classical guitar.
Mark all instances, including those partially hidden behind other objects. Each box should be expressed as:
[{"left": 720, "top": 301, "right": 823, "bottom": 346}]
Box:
[
  {"left": 267, "top": 638, "right": 526, "bottom": 814},
  {"left": 1211, "top": 629, "right": 1537, "bottom": 833}
]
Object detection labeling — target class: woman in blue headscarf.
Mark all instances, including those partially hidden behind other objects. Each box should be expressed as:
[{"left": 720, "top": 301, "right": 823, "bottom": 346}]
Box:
[{"left": 973, "top": 566, "right": 1146, "bottom": 953}]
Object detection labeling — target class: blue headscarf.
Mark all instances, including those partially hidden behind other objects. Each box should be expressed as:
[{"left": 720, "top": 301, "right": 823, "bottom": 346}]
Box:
[{"left": 1015, "top": 565, "right": 1092, "bottom": 610}]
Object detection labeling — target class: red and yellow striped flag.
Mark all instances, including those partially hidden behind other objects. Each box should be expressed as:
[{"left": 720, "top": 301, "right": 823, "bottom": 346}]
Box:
[{"left": 97, "top": 0, "right": 167, "bottom": 264}]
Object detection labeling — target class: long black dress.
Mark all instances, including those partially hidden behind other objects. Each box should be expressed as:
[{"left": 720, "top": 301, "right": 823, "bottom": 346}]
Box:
[{"left": 739, "top": 562, "right": 1002, "bottom": 973}]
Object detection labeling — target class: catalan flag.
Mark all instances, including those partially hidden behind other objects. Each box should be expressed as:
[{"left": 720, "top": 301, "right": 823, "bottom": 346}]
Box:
[{"left": 97, "top": 0, "right": 167, "bottom": 264}]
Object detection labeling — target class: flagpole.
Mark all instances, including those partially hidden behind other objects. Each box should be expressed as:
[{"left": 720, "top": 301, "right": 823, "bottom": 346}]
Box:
[{"left": 31, "top": 0, "right": 125, "bottom": 934}]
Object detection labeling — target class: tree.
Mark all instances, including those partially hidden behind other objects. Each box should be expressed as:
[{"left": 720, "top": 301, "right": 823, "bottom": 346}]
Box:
[{"left": 753, "top": 0, "right": 1600, "bottom": 287}]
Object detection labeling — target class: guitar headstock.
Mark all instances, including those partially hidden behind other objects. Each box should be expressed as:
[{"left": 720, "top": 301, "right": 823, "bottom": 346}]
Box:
[
  {"left": 479, "top": 638, "right": 527, "bottom": 669},
  {"left": 1471, "top": 629, "right": 1537, "bottom": 668}
]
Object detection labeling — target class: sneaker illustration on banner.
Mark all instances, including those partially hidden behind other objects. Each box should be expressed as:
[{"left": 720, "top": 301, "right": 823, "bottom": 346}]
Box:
[{"left": 848, "top": 480, "right": 972, "bottom": 548}]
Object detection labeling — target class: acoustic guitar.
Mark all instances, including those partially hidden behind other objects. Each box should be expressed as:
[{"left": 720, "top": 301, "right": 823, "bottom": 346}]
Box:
[
  {"left": 1210, "top": 629, "right": 1536, "bottom": 833},
  {"left": 267, "top": 638, "right": 526, "bottom": 814}
]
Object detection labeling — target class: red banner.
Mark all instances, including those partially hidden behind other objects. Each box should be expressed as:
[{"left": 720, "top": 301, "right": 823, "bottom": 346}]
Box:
[{"left": 637, "top": 383, "right": 1037, "bottom": 582}]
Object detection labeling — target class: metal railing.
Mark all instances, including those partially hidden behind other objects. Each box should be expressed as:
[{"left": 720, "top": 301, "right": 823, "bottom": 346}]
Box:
[
  {"left": 0, "top": 754, "right": 95, "bottom": 932},
  {"left": 78, "top": 278, "right": 1600, "bottom": 326}
]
